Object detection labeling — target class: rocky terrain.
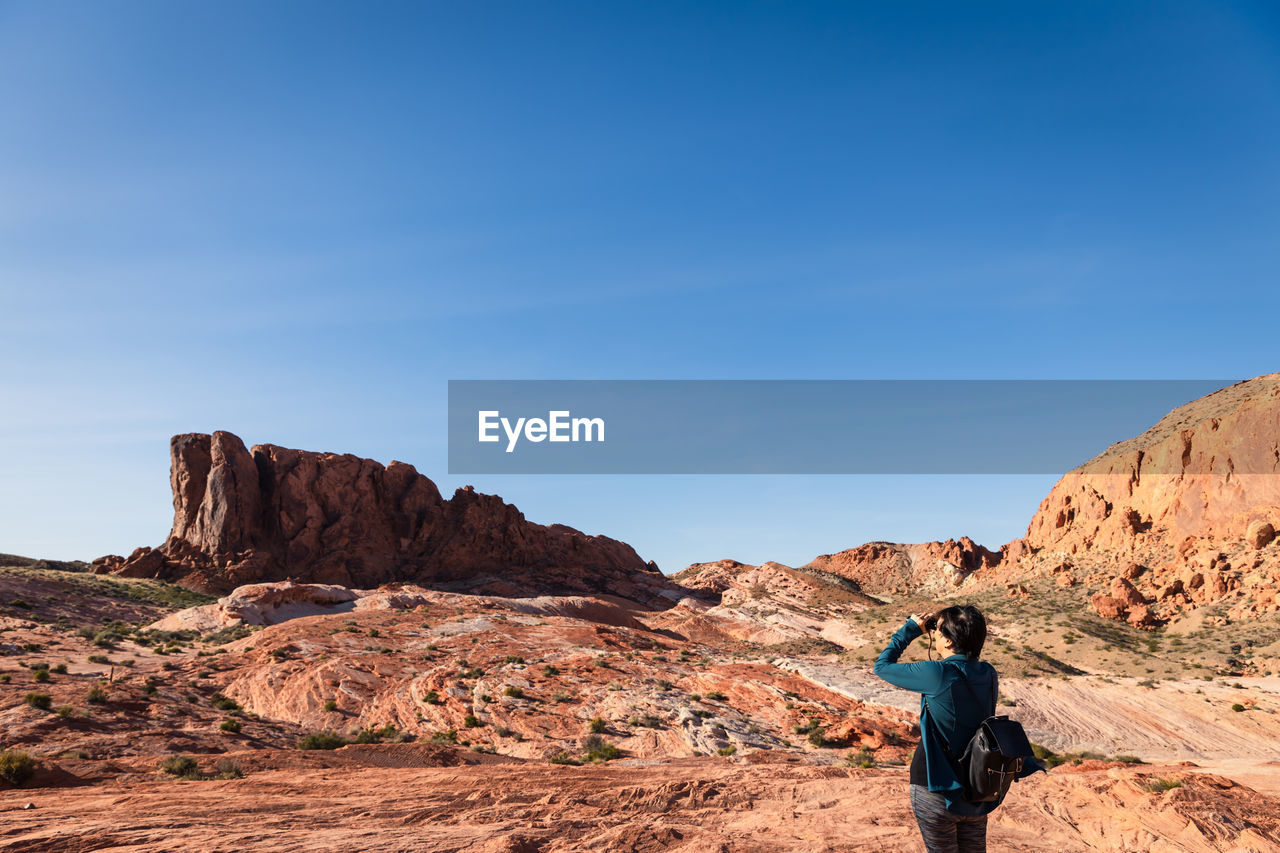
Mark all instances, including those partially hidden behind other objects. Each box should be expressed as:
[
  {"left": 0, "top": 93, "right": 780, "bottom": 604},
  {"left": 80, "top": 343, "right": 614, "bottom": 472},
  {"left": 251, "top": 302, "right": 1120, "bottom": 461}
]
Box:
[
  {"left": 3, "top": 557, "right": 1280, "bottom": 851},
  {"left": 3, "top": 377, "right": 1280, "bottom": 851}
]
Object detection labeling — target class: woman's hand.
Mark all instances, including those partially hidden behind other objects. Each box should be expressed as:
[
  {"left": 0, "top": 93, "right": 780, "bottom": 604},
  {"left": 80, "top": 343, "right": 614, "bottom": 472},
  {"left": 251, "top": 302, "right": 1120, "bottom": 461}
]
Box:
[{"left": 909, "top": 611, "right": 936, "bottom": 630}]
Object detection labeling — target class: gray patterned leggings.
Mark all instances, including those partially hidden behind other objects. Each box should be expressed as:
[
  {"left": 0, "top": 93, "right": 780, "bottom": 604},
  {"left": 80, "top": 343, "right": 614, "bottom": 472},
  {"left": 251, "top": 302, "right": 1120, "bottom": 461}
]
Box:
[{"left": 909, "top": 784, "right": 988, "bottom": 853}]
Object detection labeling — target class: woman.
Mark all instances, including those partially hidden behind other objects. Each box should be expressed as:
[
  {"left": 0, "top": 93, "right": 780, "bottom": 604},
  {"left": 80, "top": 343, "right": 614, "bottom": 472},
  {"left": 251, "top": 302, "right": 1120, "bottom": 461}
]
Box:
[{"left": 873, "top": 605, "right": 1005, "bottom": 853}]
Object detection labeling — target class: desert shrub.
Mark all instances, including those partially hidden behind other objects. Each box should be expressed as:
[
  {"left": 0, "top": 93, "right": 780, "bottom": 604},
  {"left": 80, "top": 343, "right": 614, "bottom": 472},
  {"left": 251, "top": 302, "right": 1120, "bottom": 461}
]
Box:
[
  {"left": 160, "top": 755, "right": 200, "bottom": 778},
  {"left": 543, "top": 665, "right": 559, "bottom": 676},
  {"left": 583, "top": 734, "right": 620, "bottom": 762},
  {"left": 718, "top": 745, "right": 737, "bottom": 757},
  {"left": 24, "top": 692, "right": 52, "bottom": 710},
  {"left": 422, "top": 691, "right": 441, "bottom": 705},
  {"left": 298, "top": 732, "right": 348, "bottom": 750},
  {"left": 214, "top": 758, "right": 243, "bottom": 779},
  {"left": 220, "top": 718, "right": 241, "bottom": 733},
  {"left": 352, "top": 724, "right": 403, "bottom": 744},
  {"left": 1114, "top": 755, "right": 1144, "bottom": 764},
  {"left": 589, "top": 716, "right": 606, "bottom": 733},
  {"left": 552, "top": 691, "right": 572, "bottom": 703},
  {"left": 32, "top": 669, "right": 49, "bottom": 683},
  {"left": 656, "top": 680, "right": 673, "bottom": 691},
  {"left": 57, "top": 705, "right": 75, "bottom": 718},
  {"left": 689, "top": 693, "right": 702, "bottom": 701},
  {"left": 209, "top": 693, "right": 239, "bottom": 711},
  {"left": 503, "top": 686, "right": 524, "bottom": 699},
  {"left": 0, "top": 675, "right": 9, "bottom": 683},
  {"left": 1141, "top": 776, "right": 1184, "bottom": 793},
  {"left": 87, "top": 654, "right": 111, "bottom": 665},
  {"left": 705, "top": 691, "right": 727, "bottom": 701},
  {"left": 9, "top": 599, "right": 30, "bottom": 609},
  {"left": 324, "top": 699, "right": 338, "bottom": 711},
  {"left": 463, "top": 714, "right": 482, "bottom": 728},
  {"left": 847, "top": 746, "right": 876, "bottom": 769},
  {"left": 628, "top": 714, "right": 664, "bottom": 729},
  {"left": 92, "top": 629, "right": 123, "bottom": 648},
  {"left": 203, "top": 625, "right": 252, "bottom": 645},
  {"left": 1031, "top": 743, "right": 1063, "bottom": 768},
  {"left": 86, "top": 685, "right": 108, "bottom": 704},
  {"left": 50, "top": 663, "right": 67, "bottom": 674},
  {"left": 691, "top": 709, "right": 714, "bottom": 719},
  {"left": 0, "top": 750, "right": 37, "bottom": 785},
  {"left": 794, "top": 718, "right": 821, "bottom": 735},
  {"left": 807, "top": 727, "right": 829, "bottom": 748},
  {"left": 430, "top": 729, "right": 458, "bottom": 744},
  {"left": 549, "top": 752, "right": 582, "bottom": 765},
  {"left": 505, "top": 655, "right": 525, "bottom": 664},
  {"left": 1231, "top": 703, "right": 1246, "bottom": 712}
]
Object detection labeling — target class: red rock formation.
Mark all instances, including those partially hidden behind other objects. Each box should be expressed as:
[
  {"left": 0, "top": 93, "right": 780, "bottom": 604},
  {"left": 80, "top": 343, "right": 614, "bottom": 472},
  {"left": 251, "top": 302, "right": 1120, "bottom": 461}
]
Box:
[
  {"left": 803, "top": 537, "right": 1003, "bottom": 594},
  {"left": 1090, "top": 577, "right": 1157, "bottom": 627},
  {"left": 1023, "top": 375, "right": 1280, "bottom": 556},
  {"left": 95, "top": 431, "right": 662, "bottom": 599},
  {"left": 1015, "top": 374, "right": 1280, "bottom": 620}
]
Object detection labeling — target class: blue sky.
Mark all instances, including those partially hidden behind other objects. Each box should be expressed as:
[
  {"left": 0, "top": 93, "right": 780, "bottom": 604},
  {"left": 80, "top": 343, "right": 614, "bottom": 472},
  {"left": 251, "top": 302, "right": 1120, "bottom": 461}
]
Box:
[{"left": 1, "top": 1, "right": 1278, "bottom": 571}]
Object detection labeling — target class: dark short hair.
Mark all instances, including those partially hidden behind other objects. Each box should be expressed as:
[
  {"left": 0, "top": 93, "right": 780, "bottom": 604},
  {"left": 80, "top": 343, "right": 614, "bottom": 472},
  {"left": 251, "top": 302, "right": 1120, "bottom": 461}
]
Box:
[{"left": 938, "top": 605, "right": 986, "bottom": 659}]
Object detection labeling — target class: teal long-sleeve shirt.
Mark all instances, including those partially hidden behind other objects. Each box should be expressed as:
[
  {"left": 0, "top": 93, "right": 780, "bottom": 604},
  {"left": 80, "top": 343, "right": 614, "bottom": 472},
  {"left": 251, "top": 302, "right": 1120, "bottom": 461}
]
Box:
[{"left": 873, "top": 619, "right": 1004, "bottom": 816}]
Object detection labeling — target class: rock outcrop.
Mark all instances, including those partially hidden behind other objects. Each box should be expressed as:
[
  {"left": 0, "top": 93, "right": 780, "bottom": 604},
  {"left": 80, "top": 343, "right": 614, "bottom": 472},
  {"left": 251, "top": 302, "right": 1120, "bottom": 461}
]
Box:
[
  {"left": 95, "top": 431, "right": 663, "bottom": 600},
  {"left": 147, "top": 581, "right": 360, "bottom": 632},
  {"left": 1013, "top": 375, "right": 1280, "bottom": 620},
  {"left": 803, "top": 537, "right": 1003, "bottom": 594},
  {"left": 1023, "top": 375, "right": 1280, "bottom": 556}
]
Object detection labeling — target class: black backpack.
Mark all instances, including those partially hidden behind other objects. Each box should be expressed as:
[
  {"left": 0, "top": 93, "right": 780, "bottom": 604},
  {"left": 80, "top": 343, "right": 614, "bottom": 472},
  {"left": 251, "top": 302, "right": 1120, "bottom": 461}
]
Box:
[{"left": 924, "top": 663, "right": 1036, "bottom": 805}]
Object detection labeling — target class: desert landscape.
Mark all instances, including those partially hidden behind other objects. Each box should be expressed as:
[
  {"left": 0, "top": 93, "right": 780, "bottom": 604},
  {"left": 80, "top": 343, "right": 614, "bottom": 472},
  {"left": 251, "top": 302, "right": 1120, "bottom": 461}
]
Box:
[{"left": 3, "top": 376, "right": 1280, "bottom": 852}]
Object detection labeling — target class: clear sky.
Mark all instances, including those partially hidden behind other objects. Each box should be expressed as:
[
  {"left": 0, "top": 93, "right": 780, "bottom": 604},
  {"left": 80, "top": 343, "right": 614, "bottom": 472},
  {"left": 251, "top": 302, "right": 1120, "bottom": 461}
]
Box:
[{"left": 2, "top": 1, "right": 1278, "bottom": 572}]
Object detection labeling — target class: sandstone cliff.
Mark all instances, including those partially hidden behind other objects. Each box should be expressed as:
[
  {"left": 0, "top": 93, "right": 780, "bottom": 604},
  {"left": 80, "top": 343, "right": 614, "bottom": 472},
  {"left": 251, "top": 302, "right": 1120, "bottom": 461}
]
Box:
[
  {"left": 1009, "top": 375, "right": 1280, "bottom": 622},
  {"left": 94, "top": 431, "right": 663, "bottom": 600},
  {"left": 1022, "top": 374, "right": 1280, "bottom": 555}
]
